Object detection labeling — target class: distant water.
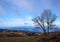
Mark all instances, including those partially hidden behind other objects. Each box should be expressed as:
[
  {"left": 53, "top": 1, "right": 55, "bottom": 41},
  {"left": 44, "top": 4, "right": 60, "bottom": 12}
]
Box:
[
  {"left": 8, "top": 26, "right": 43, "bottom": 32},
  {"left": 0, "top": 26, "right": 60, "bottom": 32}
]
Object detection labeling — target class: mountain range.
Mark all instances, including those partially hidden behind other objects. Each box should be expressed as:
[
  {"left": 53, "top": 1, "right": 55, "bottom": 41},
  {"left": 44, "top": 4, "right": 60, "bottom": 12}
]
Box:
[{"left": 0, "top": 26, "right": 60, "bottom": 33}]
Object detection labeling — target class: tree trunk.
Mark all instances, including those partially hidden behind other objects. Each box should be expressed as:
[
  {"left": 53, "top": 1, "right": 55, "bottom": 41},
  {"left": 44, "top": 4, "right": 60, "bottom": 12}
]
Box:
[
  {"left": 47, "top": 26, "right": 49, "bottom": 35},
  {"left": 43, "top": 29, "right": 47, "bottom": 36}
]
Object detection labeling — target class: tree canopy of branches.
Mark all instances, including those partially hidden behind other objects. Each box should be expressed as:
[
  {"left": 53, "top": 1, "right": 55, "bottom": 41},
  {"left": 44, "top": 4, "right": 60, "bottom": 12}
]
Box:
[{"left": 32, "top": 9, "right": 57, "bottom": 35}]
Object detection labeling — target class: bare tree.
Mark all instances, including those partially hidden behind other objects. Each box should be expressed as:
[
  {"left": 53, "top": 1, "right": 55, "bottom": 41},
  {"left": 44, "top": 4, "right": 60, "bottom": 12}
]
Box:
[{"left": 32, "top": 9, "right": 57, "bottom": 35}]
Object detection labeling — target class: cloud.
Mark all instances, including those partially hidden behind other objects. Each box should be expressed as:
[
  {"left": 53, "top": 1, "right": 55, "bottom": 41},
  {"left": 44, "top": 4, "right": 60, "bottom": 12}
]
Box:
[
  {"left": 0, "top": 0, "right": 53, "bottom": 14},
  {"left": 12, "top": 0, "right": 33, "bottom": 10},
  {"left": 0, "top": 0, "right": 33, "bottom": 13},
  {"left": 0, "top": 0, "right": 34, "bottom": 14},
  {"left": 11, "top": 0, "right": 35, "bottom": 13},
  {"left": 0, "top": 16, "right": 34, "bottom": 27},
  {"left": 54, "top": 18, "right": 60, "bottom": 27}
]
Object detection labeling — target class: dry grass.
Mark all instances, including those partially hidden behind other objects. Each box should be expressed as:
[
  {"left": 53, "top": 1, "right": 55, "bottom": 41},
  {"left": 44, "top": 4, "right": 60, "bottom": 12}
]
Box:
[
  {"left": 0, "top": 32, "right": 40, "bottom": 42},
  {"left": 0, "top": 32, "right": 60, "bottom": 42},
  {"left": 0, "top": 36, "right": 40, "bottom": 42}
]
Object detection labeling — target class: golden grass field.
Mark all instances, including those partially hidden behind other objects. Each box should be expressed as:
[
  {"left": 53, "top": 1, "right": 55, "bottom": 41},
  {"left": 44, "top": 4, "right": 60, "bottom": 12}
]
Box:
[
  {"left": 0, "top": 35, "right": 60, "bottom": 42},
  {"left": 0, "top": 36, "right": 40, "bottom": 42},
  {"left": 0, "top": 32, "right": 40, "bottom": 42},
  {"left": 0, "top": 32, "right": 60, "bottom": 42}
]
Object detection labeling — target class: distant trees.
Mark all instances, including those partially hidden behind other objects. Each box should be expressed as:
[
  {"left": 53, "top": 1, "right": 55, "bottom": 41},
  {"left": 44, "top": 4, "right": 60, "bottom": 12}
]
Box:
[{"left": 32, "top": 9, "right": 57, "bottom": 36}]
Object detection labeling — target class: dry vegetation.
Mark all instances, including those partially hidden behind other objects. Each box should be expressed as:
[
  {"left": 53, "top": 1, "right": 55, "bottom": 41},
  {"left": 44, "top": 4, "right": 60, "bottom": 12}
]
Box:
[{"left": 0, "top": 32, "right": 60, "bottom": 42}]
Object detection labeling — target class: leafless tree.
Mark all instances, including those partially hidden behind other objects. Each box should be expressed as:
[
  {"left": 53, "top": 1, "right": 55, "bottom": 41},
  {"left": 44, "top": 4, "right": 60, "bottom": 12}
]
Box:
[{"left": 32, "top": 9, "right": 57, "bottom": 35}]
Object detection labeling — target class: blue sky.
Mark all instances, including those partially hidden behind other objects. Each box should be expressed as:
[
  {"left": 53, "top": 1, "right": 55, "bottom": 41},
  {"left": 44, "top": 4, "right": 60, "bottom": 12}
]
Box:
[{"left": 0, "top": 0, "right": 60, "bottom": 27}]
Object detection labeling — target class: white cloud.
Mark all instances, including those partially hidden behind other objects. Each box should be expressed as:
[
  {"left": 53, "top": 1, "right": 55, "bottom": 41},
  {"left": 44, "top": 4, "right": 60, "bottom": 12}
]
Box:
[
  {"left": 0, "top": 16, "right": 34, "bottom": 27},
  {"left": 54, "top": 19, "right": 60, "bottom": 27}
]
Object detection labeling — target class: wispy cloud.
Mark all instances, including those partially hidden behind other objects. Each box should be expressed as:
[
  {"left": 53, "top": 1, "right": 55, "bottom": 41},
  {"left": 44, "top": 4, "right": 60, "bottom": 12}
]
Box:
[
  {"left": 0, "top": 0, "right": 60, "bottom": 27},
  {"left": 0, "top": 0, "right": 34, "bottom": 14},
  {"left": 11, "top": 0, "right": 34, "bottom": 11},
  {"left": 0, "top": 16, "right": 34, "bottom": 27},
  {"left": 0, "top": 0, "right": 56, "bottom": 14},
  {"left": 0, "top": 0, "right": 60, "bottom": 14}
]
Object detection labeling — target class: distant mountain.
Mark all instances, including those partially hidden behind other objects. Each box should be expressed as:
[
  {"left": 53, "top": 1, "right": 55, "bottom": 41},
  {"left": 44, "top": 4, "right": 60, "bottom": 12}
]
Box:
[
  {"left": 0, "top": 26, "right": 60, "bottom": 32},
  {"left": 0, "top": 26, "right": 43, "bottom": 32},
  {"left": 0, "top": 28, "right": 7, "bottom": 32}
]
